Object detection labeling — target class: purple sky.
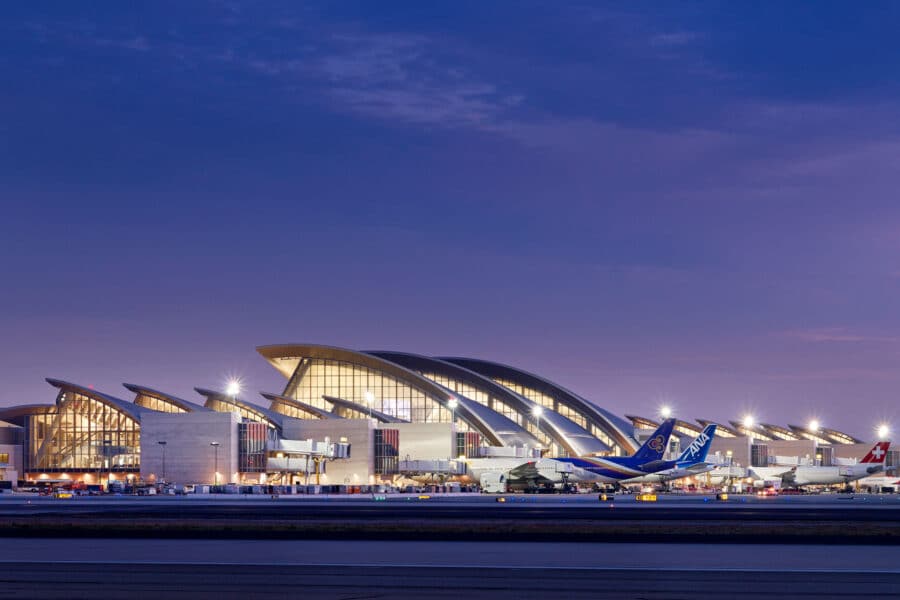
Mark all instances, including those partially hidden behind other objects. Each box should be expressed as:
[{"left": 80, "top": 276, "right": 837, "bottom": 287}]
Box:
[{"left": 2, "top": 2, "right": 900, "bottom": 438}]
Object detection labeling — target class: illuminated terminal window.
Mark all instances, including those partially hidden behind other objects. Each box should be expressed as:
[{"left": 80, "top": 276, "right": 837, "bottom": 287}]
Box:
[
  {"left": 25, "top": 390, "right": 140, "bottom": 473},
  {"left": 492, "top": 378, "right": 556, "bottom": 410},
  {"left": 134, "top": 393, "right": 187, "bottom": 414},
  {"left": 269, "top": 400, "right": 319, "bottom": 420},
  {"left": 288, "top": 359, "right": 450, "bottom": 424}
]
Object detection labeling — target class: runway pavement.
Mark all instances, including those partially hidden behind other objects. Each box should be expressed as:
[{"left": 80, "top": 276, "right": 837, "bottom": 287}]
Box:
[
  {"left": 2, "top": 493, "right": 899, "bottom": 544},
  {"left": 1, "top": 540, "right": 899, "bottom": 599}
]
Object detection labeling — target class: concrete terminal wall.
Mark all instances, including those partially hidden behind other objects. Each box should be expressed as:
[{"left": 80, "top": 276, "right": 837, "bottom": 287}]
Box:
[
  {"left": 140, "top": 411, "right": 240, "bottom": 485},
  {"left": 282, "top": 419, "right": 374, "bottom": 485},
  {"left": 383, "top": 423, "right": 455, "bottom": 461}
]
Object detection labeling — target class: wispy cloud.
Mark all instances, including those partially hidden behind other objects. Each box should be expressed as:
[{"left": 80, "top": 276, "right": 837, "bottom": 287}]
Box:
[
  {"left": 649, "top": 31, "right": 698, "bottom": 48},
  {"left": 781, "top": 327, "right": 900, "bottom": 344},
  {"left": 245, "top": 33, "right": 523, "bottom": 127}
]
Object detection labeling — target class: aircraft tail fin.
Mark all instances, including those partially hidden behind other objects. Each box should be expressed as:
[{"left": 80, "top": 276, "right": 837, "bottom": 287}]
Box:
[
  {"left": 860, "top": 441, "right": 890, "bottom": 464},
  {"left": 677, "top": 424, "right": 717, "bottom": 463},
  {"left": 632, "top": 418, "right": 676, "bottom": 463}
]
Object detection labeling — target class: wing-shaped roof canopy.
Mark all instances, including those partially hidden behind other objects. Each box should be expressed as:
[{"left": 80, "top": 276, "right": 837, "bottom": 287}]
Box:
[
  {"left": 729, "top": 420, "right": 776, "bottom": 441},
  {"left": 124, "top": 383, "right": 211, "bottom": 413},
  {"left": 370, "top": 351, "right": 608, "bottom": 456},
  {"left": 759, "top": 423, "right": 801, "bottom": 441},
  {"left": 195, "top": 387, "right": 284, "bottom": 430},
  {"left": 256, "top": 344, "right": 541, "bottom": 448},
  {"left": 262, "top": 392, "right": 342, "bottom": 420},
  {"left": 696, "top": 419, "right": 740, "bottom": 438},
  {"left": 442, "top": 357, "right": 638, "bottom": 453},
  {"left": 788, "top": 424, "right": 833, "bottom": 445},
  {"left": 0, "top": 404, "right": 56, "bottom": 427},
  {"left": 819, "top": 427, "right": 863, "bottom": 445},
  {"left": 322, "top": 395, "right": 406, "bottom": 423},
  {"left": 46, "top": 378, "right": 145, "bottom": 422}
]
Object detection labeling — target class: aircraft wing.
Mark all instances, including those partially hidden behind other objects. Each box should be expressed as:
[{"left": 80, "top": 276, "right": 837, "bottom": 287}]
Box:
[
  {"left": 505, "top": 461, "right": 554, "bottom": 483},
  {"left": 637, "top": 459, "right": 670, "bottom": 472},
  {"left": 684, "top": 462, "right": 713, "bottom": 473},
  {"left": 748, "top": 467, "right": 793, "bottom": 481}
]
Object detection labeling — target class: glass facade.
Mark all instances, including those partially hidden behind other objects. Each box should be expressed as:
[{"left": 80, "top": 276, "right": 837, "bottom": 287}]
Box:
[
  {"left": 134, "top": 393, "right": 187, "bottom": 414},
  {"left": 374, "top": 428, "right": 399, "bottom": 475},
  {"left": 239, "top": 422, "right": 268, "bottom": 473},
  {"left": 270, "top": 399, "right": 319, "bottom": 420},
  {"left": 287, "top": 358, "right": 451, "bottom": 424},
  {"left": 456, "top": 432, "right": 482, "bottom": 458},
  {"left": 24, "top": 391, "right": 140, "bottom": 473},
  {"left": 420, "top": 371, "right": 557, "bottom": 452},
  {"left": 206, "top": 397, "right": 278, "bottom": 429},
  {"left": 493, "top": 377, "right": 619, "bottom": 453}
]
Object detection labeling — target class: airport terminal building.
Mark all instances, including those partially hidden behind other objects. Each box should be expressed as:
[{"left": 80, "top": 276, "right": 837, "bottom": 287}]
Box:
[{"left": 0, "top": 344, "right": 893, "bottom": 490}]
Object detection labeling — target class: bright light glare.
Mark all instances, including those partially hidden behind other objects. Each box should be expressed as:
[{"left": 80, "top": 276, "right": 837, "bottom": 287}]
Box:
[
  {"left": 447, "top": 398, "right": 459, "bottom": 410},
  {"left": 226, "top": 379, "right": 242, "bottom": 397},
  {"left": 877, "top": 423, "right": 890, "bottom": 439},
  {"left": 808, "top": 419, "right": 820, "bottom": 432},
  {"left": 364, "top": 391, "right": 374, "bottom": 404},
  {"left": 532, "top": 405, "right": 544, "bottom": 417},
  {"left": 742, "top": 415, "right": 755, "bottom": 429},
  {"left": 660, "top": 405, "right": 672, "bottom": 419}
]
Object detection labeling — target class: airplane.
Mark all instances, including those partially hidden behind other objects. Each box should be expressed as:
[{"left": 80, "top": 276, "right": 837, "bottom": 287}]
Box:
[
  {"left": 553, "top": 418, "right": 681, "bottom": 485},
  {"left": 749, "top": 441, "right": 891, "bottom": 489},
  {"left": 463, "top": 418, "right": 678, "bottom": 491},
  {"left": 619, "top": 424, "right": 718, "bottom": 485},
  {"left": 461, "top": 456, "right": 577, "bottom": 492}
]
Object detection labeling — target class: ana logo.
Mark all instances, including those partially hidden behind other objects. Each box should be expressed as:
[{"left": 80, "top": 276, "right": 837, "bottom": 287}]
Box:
[
  {"left": 685, "top": 432, "right": 710, "bottom": 457},
  {"left": 648, "top": 435, "right": 665, "bottom": 452}
]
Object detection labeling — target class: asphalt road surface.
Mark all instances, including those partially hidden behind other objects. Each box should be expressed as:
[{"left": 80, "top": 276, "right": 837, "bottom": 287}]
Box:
[
  {"left": 1, "top": 540, "right": 898, "bottom": 599},
  {"left": 3, "top": 492, "right": 900, "bottom": 520}
]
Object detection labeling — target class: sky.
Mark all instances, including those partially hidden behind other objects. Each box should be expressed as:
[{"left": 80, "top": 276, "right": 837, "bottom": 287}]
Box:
[{"left": 2, "top": 2, "right": 900, "bottom": 439}]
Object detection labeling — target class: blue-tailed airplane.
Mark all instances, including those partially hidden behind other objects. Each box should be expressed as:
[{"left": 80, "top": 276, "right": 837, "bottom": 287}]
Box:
[
  {"left": 620, "top": 424, "right": 718, "bottom": 485},
  {"left": 557, "top": 418, "right": 680, "bottom": 485}
]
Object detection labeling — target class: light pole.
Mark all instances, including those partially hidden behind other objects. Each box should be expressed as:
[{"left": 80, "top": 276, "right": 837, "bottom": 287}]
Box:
[
  {"left": 158, "top": 441, "right": 167, "bottom": 484},
  {"left": 448, "top": 398, "right": 459, "bottom": 457},
  {"left": 210, "top": 442, "right": 220, "bottom": 487},
  {"left": 103, "top": 439, "right": 112, "bottom": 492},
  {"left": 364, "top": 391, "right": 374, "bottom": 420},
  {"left": 447, "top": 398, "right": 458, "bottom": 423},
  {"left": 532, "top": 405, "right": 544, "bottom": 455}
]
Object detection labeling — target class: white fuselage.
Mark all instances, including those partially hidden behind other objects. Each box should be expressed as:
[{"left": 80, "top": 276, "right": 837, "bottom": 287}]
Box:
[
  {"left": 751, "top": 463, "right": 883, "bottom": 487},
  {"left": 621, "top": 463, "right": 715, "bottom": 485},
  {"left": 461, "top": 458, "right": 573, "bottom": 484}
]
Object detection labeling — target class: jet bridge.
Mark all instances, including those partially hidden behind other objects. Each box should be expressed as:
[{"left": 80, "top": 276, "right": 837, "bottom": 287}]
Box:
[{"left": 398, "top": 459, "right": 467, "bottom": 476}]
